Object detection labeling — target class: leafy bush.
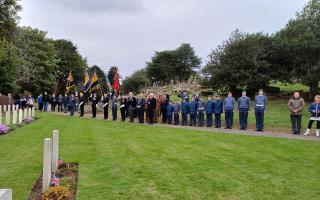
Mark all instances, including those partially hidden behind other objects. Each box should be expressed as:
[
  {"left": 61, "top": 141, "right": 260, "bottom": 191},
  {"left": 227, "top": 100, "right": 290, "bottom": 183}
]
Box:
[{"left": 42, "top": 186, "right": 72, "bottom": 200}]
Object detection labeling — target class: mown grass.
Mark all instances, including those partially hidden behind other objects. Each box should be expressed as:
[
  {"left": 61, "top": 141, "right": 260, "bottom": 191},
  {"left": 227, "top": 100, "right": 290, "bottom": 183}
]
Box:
[{"left": 0, "top": 112, "right": 319, "bottom": 199}]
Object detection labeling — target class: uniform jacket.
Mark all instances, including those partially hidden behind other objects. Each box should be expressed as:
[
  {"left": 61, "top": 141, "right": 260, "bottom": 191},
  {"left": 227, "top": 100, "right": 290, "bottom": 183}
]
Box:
[
  {"left": 188, "top": 101, "right": 198, "bottom": 115},
  {"left": 223, "top": 97, "right": 236, "bottom": 111},
  {"left": 167, "top": 104, "right": 174, "bottom": 117},
  {"left": 62, "top": 96, "right": 69, "bottom": 106},
  {"left": 205, "top": 100, "right": 213, "bottom": 114},
  {"left": 197, "top": 101, "right": 205, "bottom": 113},
  {"left": 237, "top": 96, "right": 251, "bottom": 111},
  {"left": 213, "top": 100, "right": 223, "bottom": 114},
  {"left": 69, "top": 96, "right": 76, "bottom": 107},
  {"left": 173, "top": 103, "right": 180, "bottom": 114},
  {"left": 137, "top": 98, "right": 146, "bottom": 110},
  {"left": 254, "top": 95, "right": 267, "bottom": 111},
  {"left": 147, "top": 98, "right": 156, "bottom": 111},
  {"left": 181, "top": 101, "right": 189, "bottom": 114}
]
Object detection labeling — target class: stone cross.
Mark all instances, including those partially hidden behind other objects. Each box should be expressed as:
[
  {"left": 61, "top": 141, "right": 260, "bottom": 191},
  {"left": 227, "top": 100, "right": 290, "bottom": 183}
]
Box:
[
  {"left": 18, "top": 109, "right": 23, "bottom": 124},
  {"left": 52, "top": 130, "right": 59, "bottom": 172},
  {"left": 12, "top": 110, "right": 17, "bottom": 125},
  {"left": 42, "top": 138, "right": 52, "bottom": 193}
]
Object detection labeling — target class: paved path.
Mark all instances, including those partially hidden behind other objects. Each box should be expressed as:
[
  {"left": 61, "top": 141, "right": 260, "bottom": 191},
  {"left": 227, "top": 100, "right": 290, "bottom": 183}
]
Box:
[{"left": 48, "top": 111, "right": 320, "bottom": 141}]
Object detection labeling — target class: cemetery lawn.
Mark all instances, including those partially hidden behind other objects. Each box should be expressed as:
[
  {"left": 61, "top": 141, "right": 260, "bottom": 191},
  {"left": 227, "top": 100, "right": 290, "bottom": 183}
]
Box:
[{"left": 0, "top": 113, "right": 319, "bottom": 200}]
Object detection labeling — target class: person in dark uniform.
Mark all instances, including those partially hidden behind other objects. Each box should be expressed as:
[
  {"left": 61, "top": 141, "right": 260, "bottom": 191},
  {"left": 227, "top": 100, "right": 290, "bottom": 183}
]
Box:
[
  {"left": 213, "top": 95, "right": 223, "bottom": 128},
  {"left": 137, "top": 95, "right": 146, "bottom": 123},
  {"left": 120, "top": 95, "right": 127, "bottom": 122},
  {"left": 62, "top": 93, "right": 69, "bottom": 113},
  {"left": 51, "top": 94, "right": 57, "bottom": 112},
  {"left": 167, "top": 101, "right": 174, "bottom": 125},
  {"left": 57, "top": 94, "right": 63, "bottom": 112},
  {"left": 160, "top": 96, "right": 168, "bottom": 123},
  {"left": 181, "top": 98, "right": 189, "bottom": 126},
  {"left": 254, "top": 89, "right": 267, "bottom": 132},
  {"left": 197, "top": 97, "right": 205, "bottom": 127},
  {"left": 79, "top": 92, "right": 85, "bottom": 117},
  {"left": 69, "top": 93, "right": 76, "bottom": 116},
  {"left": 21, "top": 96, "right": 27, "bottom": 110},
  {"left": 102, "top": 93, "right": 110, "bottom": 119},
  {"left": 173, "top": 101, "right": 180, "bottom": 125},
  {"left": 128, "top": 92, "right": 137, "bottom": 122},
  {"left": 147, "top": 93, "right": 156, "bottom": 125},
  {"left": 90, "top": 93, "right": 99, "bottom": 118},
  {"left": 237, "top": 91, "right": 251, "bottom": 130},
  {"left": 205, "top": 96, "right": 214, "bottom": 127},
  {"left": 111, "top": 94, "right": 118, "bottom": 121},
  {"left": 43, "top": 92, "right": 49, "bottom": 112},
  {"left": 189, "top": 97, "right": 198, "bottom": 126}
]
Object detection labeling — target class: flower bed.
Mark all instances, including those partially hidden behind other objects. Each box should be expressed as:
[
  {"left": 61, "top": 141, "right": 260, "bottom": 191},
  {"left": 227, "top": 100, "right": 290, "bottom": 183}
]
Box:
[
  {"left": 28, "top": 160, "right": 79, "bottom": 200},
  {"left": 0, "top": 116, "right": 40, "bottom": 136}
]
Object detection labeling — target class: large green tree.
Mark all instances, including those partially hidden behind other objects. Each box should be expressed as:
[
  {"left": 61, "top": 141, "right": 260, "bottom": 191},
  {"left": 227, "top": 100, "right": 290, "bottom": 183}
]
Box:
[
  {"left": 0, "top": 0, "right": 22, "bottom": 40},
  {"left": 121, "top": 69, "right": 150, "bottom": 93},
  {"left": 107, "top": 66, "right": 118, "bottom": 86}
]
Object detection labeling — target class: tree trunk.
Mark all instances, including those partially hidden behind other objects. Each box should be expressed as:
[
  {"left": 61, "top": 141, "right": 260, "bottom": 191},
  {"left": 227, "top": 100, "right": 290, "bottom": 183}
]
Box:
[{"left": 309, "top": 83, "right": 319, "bottom": 99}]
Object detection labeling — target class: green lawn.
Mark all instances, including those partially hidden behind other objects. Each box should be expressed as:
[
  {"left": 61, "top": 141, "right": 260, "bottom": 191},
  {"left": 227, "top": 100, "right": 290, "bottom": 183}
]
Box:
[{"left": 0, "top": 112, "right": 319, "bottom": 200}]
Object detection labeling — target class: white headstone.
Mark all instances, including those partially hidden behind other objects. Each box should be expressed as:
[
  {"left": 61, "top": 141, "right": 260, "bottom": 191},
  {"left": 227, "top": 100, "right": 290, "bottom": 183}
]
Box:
[
  {"left": 5, "top": 111, "right": 10, "bottom": 125},
  {"left": 3, "top": 105, "right": 6, "bottom": 112},
  {"left": 0, "top": 105, "right": 2, "bottom": 112},
  {"left": 31, "top": 107, "right": 35, "bottom": 117},
  {"left": 18, "top": 109, "right": 23, "bottom": 124},
  {"left": 23, "top": 109, "right": 27, "bottom": 119},
  {"left": 52, "top": 130, "right": 59, "bottom": 172},
  {"left": 7, "top": 105, "right": 11, "bottom": 112},
  {"left": 27, "top": 108, "right": 32, "bottom": 118},
  {"left": 12, "top": 110, "right": 17, "bottom": 125},
  {"left": 43, "top": 138, "right": 52, "bottom": 193},
  {"left": 0, "top": 110, "right": 2, "bottom": 125},
  {"left": 0, "top": 189, "right": 12, "bottom": 200}
]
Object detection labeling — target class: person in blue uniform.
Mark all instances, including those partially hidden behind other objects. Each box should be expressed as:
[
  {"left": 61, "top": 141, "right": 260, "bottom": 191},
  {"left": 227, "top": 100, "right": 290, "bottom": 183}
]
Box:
[
  {"left": 102, "top": 93, "right": 110, "bottom": 119},
  {"left": 205, "top": 96, "right": 214, "bottom": 127},
  {"left": 181, "top": 98, "right": 189, "bottom": 126},
  {"left": 90, "top": 93, "right": 99, "bottom": 118},
  {"left": 173, "top": 101, "right": 180, "bottom": 125},
  {"left": 111, "top": 94, "right": 118, "bottom": 121},
  {"left": 197, "top": 97, "right": 205, "bottom": 127},
  {"left": 254, "top": 89, "right": 267, "bottom": 132},
  {"left": 167, "top": 102, "right": 174, "bottom": 125},
  {"left": 237, "top": 91, "right": 251, "bottom": 130},
  {"left": 223, "top": 92, "right": 236, "bottom": 129},
  {"left": 63, "top": 93, "right": 69, "bottom": 113},
  {"left": 137, "top": 95, "right": 146, "bottom": 123},
  {"left": 79, "top": 92, "right": 85, "bottom": 117},
  {"left": 69, "top": 93, "right": 76, "bottom": 116},
  {"left": 213, "top": 95, "right": 223, "bottom": 128},
  {"left": 57, "top": 94, "right": 63, "bottom": 112},
  {"left": 189, "top": 97, "right": 198, "bottom": 126}
]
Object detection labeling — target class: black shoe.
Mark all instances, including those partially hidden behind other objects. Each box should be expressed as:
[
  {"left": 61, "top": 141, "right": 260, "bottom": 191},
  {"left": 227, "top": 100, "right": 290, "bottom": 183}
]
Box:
[
  {"left": 256, "top": 129, "right": 260, "bottom": 131},
  {"left": 224, "top": 127, "right": 229, "bottom": 129}
]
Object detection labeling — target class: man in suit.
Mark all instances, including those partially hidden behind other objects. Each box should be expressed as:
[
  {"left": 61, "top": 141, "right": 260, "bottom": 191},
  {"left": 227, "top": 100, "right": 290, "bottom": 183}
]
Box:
[
  {"left": 128, "top": 92, "right": 137, "bottom": 122},
  {"left": 102, "top": 93, "right": 110, "bottom": 120},
  {"left": 147, "top": 93, "right": 156, "bottom": 125},
  {"left": 90, "top": 93, "right": 99, "bottom": 118}
]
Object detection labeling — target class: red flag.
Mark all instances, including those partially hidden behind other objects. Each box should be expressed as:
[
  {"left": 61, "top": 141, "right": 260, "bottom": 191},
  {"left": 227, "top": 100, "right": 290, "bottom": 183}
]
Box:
[{"left": 112, "top": 68, "right": 120, "bottom": 91}]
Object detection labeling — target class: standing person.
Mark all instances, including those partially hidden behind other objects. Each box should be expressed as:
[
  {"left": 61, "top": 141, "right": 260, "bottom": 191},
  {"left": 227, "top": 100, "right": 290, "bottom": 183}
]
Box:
[
  {"left": 147, "top": 93, "right": 156, "bottom": 125},
  {"left": 288, "top": 92, "right": 305, "bottom": 135},
  {"left": 111, "top": 94, "right": 118, "bottom": 121},
  {"left": 128, "top": 92, "right": 136, "bottom": 122},
  {"left": 63, "top": 93, "right": 69, "bottom": 113},
  {"left": 160, "top": 95, "right": 168, "bottom": 123},
  {"left": 42, "top": 92, "right": 49, "bottom": 112},
  {"left": 213, "top": 95, "right": 223, "bottom": 128},
  {"left": 173, "top": 101, "right": 180, "bottom": 125},
  {"left": 137, "top": 95, "right": 146, "bottom": 123},
  {"left": 181, "top": 98, "right": 189, "bottom": 126},
  {"left": 197, "top": 97, "right": 205, "bottom": 127},
  {"left": 69, "top": 93, "right": 76, "bottom": 116},
  {"left": 205, "top": 96, "right": 214, "bottom": 127},
  {"left": 37, "top": 94, "right": 43, "bottom": 111},
  {"left": 237, "top": 91, "right": 251, "bottom": 130},
  {"left": 154, "top": 94, "right": 161, "bottom": 123},
  {"left": 303, "top": 95, "right": 320, "bottom": 136},
  {"left": 79, "top": 92, "right": 85, "bottom": 117},
  {"left": 167, "top": 101, "right": 174, "bottom": 125},
  {"left": 120, "top": 95, "right": 127, "bottom": 122},
  {"left": 90, "top": 93, "right": 99, "bottom": 118},
  {"left": 57, "top": 94, "right": 63, "bottom": 112},
  {"left": 254, "top": 89, "right": 267, "bottom": 132},
  {"left": 27, "top": 94, "right": 34, "bottom": 108},
  {"left": 51, "top": 93, "right": 57, "bottom": 112},
  {"left": 21, "top": 96, "right": 27, "bottom": 110},
  {"left": 223, "top": 92, "right": 236, "bottom": 129},
  {"left": 102, "top": 93, "right": 110, "bottom": 120},
  {"left": 189, "top": 97, "right": 198, "bottom": 126},
  {"left": 75, "top": 94, "right": 79, "bottom": 112}
]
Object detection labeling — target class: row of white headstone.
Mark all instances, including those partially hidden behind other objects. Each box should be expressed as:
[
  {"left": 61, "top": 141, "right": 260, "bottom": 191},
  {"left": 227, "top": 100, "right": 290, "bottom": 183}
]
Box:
[
  {"left": 42, "top": 130, "right": 60, "bottom": 193},
  {"left": 0, "top": 105, "right": 35, "bottom": 125}
]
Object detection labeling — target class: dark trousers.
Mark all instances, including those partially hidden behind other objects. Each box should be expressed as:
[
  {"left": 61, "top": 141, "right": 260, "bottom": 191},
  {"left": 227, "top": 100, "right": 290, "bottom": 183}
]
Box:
[
  {"left": 290, "top": 115, "right": 302, "bottom": 134},
  {"left": 38, "top": 103, "right": 43, "bottom": 111},
  {"left": 103, "top": 105, "right": 109, "bottom": 119},
  {"left": 239, "top": 110, "right": 249, "bottom": 129},
  {"left": 168, "top": 115, "right": 173, "bottom": 124},
  {"left": 64, "top": 105, "right": 68, "bottom": 113},
  {"left": 308, "top": 120, "right": 320, "bottom": 129},
  {"left": 161, "top": 109, "right": 167, "bottom": 123},
  {"left": 148, "top": 109, "right": 155, "bottom": 124},
  {"left": 51, "top": 104, "right": 56, "bottom": 112},
  {"left": 255, "top": 110, "right": 264, "bottom": 130},
  {"left": 174, "top": 113, "right": 179, "bottom": 125},
  {"left": 70, "top": 106, "right": 75, "bottom": 116},
  {"left": 92, "top": 104, "right": 96, "bottom": 117},
  {"left": 80, "top": 104, "right": 84, "bottom": 116},
  {"left": 112, "top": 105, "right": 117, "bottom": 120},
  {"left": 215, "top": 114, "right": 221, "bottom": 128},
  {"left": 190, "top": 114, "right": 196, "bottom": 126},
  {"left": 129, "top": 106, "right": 134, "bottom": 122},
  {"left": 58, "top": 104, "right": 62, "bottom": 112},
  {"left": 198, "top": 112, "right": 204, "bottom": 127},
  {"left": 182, "top": 113, "right": 188, "bottom": 126},
  {"left": 225, "top": 110, "right": 234, "bottom": 128},
  {"left": 138, "top": 109, "right": 144, "bottom": 123},
  {"left": 206, "top": 113, "right": 212, "bottom": 127},
  {"left": 120, "top": 108, "right": 126, "bottom": 121}
]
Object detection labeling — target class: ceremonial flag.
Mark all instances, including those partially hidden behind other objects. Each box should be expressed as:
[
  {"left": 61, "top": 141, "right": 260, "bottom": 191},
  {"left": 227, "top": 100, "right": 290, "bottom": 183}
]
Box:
[
  {"left": 112, "top": 69, "right": 120, "bottom": 91},
  {"left": 83, "top": 71, "right": 91, "bottom": 93},
  {"left": 66, "top": 70, "right": 75, "bottom": 93},
  {"left": 90, "top": 71, "right": 99, "bottom": 91},
  {"left": 103, "top": 71, "right": 112, "bottom": 92}
]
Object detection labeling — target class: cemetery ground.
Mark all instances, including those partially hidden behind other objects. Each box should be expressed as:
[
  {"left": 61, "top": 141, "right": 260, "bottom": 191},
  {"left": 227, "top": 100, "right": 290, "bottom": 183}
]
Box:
[{"left": 0, "top": 101, "right": 320, "bottom": 200}]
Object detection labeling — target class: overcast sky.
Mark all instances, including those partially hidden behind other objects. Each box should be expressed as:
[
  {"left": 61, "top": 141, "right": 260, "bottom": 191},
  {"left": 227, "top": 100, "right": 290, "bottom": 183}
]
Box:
[{"left": 19, "top": 0, "right": 308, "bottom": 77}]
